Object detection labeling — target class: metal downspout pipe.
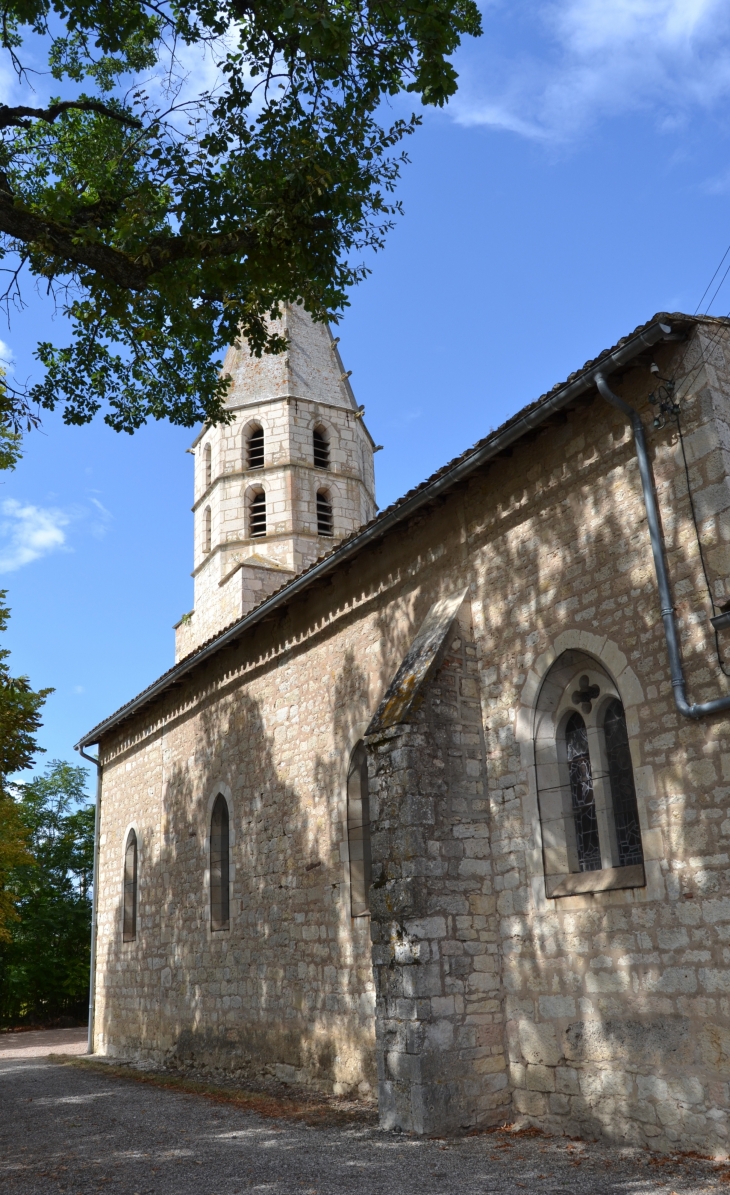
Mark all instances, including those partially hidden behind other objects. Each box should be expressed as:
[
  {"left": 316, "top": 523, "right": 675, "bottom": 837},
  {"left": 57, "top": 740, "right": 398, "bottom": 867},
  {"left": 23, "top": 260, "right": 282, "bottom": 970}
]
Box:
[
  {"left": 595, "top": 373, "right": 730, "bottom": 720},
  {"left": 77, "top": 745, "right": 101, "bottom": 1054}
]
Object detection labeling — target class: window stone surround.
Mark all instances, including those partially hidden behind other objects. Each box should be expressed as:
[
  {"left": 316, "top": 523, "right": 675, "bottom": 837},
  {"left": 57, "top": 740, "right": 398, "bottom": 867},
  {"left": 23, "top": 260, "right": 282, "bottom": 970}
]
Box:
[{"left": 516, "top": 629, "right": 663, "bottom": 911}]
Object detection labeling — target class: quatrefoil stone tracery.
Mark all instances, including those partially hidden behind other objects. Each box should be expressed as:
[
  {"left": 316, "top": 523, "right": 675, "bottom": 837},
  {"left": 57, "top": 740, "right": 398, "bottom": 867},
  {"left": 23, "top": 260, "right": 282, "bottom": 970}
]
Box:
[{"left": 572, "top": 674, "right": 601, "bottom": 714}]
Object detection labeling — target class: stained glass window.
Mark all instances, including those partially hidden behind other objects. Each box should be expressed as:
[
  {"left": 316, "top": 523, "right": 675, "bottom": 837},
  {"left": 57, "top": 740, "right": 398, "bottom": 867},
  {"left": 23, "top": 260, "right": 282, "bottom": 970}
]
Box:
[
  {"left": 210, "top": 795, "right": 230, "bottom": 930},
  {"left": 604, "top": 698, "right": 644, "bottom": 867},
  {"left": 565, "top": 712, "right": 602, "bottom": 872}
]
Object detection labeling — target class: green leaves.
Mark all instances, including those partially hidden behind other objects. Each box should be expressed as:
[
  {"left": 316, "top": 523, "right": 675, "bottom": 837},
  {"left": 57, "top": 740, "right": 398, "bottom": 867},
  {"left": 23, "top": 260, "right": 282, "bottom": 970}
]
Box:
[
  {"left": 0, "top": 592, "right": 52, "bottom": 784},
  {"left": 0, "top": 761, "right": 94, "bottom": 1022},
  {"left": 0, "top": 0, "right": 480, "bottom": 432},
  {"left": 0, "top": 588, "right": 51, "bottom": 946}
]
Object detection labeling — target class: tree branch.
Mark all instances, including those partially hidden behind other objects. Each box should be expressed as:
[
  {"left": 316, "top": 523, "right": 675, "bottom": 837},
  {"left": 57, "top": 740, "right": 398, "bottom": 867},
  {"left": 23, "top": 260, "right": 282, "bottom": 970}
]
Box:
[
  {"left": 0, "top": 191, "right": 266, "bottom": 291},
  {"left": 0, "top": 101, "right": 143, "bottom": 130},
  {"left": 0, "top": 197, "right": 151, "bottom": 289}
]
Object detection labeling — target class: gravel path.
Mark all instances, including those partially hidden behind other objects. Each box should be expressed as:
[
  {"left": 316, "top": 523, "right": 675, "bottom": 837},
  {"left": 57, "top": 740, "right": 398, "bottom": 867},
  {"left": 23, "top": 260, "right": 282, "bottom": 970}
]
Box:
[
  {"left": 1, "top": 1049, "right": 728, "bottom": 1194},
  {"left": 0, "top": 1027, "right": 88, "bottom": 1060}
]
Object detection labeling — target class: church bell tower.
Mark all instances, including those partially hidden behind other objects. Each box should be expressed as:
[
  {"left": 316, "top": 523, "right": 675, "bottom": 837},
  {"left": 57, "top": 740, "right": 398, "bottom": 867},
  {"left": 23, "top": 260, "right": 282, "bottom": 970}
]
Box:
[{"left": 175, "top": 305, "right": 377, "bottom": 661}]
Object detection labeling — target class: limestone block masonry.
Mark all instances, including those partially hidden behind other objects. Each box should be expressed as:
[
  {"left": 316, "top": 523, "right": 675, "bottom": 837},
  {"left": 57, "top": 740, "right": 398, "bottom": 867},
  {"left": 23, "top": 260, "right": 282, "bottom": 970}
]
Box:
[
  {"left": 89, "top": 316, "right": 730, "bottom": 1154},
  {"left": 367, "top": 599, "right": 508, "bottom": 1134}
]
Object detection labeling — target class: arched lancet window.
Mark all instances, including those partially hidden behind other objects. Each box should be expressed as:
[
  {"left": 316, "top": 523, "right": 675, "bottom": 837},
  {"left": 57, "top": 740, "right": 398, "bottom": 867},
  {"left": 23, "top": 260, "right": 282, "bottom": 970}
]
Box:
[
  {"left": 316, "top": 490, "right": 333, "bottom": 537},
  {"left": 123, "top": 830, "right": 137, "bottom": 942},
  {"left": 347, "top": 742, "right": 372, "bottom": 916},
  {"left": 313, "top": 426, "right": 330, "bottom": 469},
  {"left": 210, "top": 795, "right": 230, "bottom": 931},
  {"left": 565, "top": 712, "right": 601, "bottom": 872},
  {"left": 247, "top": 425, "right": 264, "bottom": 469},
  {"left": 203, "top": 505, "right": 212, "bottom": 554},
  {"left": 534, "top": 649, "right": 645, "bottom": 896},
  {"left": 204, "top": 442, "right": 212, "bottom": 489},
  {"left": 250, "top": 490, "right": 266, "bottom": 537},
  {"left": 604, "top": 698, "right": 644, "bottom": 867}
]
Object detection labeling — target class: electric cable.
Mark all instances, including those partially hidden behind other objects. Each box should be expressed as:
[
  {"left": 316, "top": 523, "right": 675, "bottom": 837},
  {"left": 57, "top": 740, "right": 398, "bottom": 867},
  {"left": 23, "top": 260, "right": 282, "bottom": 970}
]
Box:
[
  {"left": 668, "top": 308, "right": 730, "bottom": 406},
  {"left": 664, "top": 237, "right": 730, "bottom": 400},
  {"left": 694, "top": 241, "right": 730, "bottom": 315},
  {"left": 673, "top": 408, "right": 730, "bottom": 677},
  {"left": 702, "top": 262, "right": 730, "bottom": 317}
]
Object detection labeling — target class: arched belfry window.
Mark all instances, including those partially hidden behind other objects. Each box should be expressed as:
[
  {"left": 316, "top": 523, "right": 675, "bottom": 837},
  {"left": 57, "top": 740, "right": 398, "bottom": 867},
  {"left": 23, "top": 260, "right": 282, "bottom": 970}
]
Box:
[
  {"left": 534, "top": 650, "right": 645, "bottom": 897},
  {"left": 316, "top": 490, "right": 333, "bottom": 537},
  {"left": 123, "top": 830, "right": 137, "bottom": 942},
  {"left": 250, "top": 489, "right": 266, "bottom": 538},
  {"left": 204, "top": 442, "right": 212, "bottom": 489},
  {"left": 313, "top": 426, "right": 330, "bottom": 469},
  {"left": 210, "top": 795, "right": 230, "bottom": 931},
  {"left": 203, "top": 506, "right": 212, "bottom": 554},
  {"left": 247, "top": 425, "right": 264, "bottom": 469},
  {"left": 347, "top": 743, "right": 372, "bottom": 916}
]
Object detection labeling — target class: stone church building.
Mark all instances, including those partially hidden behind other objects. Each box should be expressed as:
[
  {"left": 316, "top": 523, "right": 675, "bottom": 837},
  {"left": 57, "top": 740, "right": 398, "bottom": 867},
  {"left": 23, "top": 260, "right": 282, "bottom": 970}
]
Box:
[{"left": 80, "top": 307, "right": 730, "bottom": 1154}]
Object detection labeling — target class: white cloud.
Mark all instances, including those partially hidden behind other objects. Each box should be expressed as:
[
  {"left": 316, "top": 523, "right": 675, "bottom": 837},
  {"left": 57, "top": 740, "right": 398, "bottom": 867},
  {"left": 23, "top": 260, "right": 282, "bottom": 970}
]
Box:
[
  {"left": 88, "top": 496, "right": 113, "bottom": 540},
  {"left": 0, "top": 499, "right": 68, "bottom": 573},
  {"left": 452, "top": 0, "right": 730, "bottom": 141}
]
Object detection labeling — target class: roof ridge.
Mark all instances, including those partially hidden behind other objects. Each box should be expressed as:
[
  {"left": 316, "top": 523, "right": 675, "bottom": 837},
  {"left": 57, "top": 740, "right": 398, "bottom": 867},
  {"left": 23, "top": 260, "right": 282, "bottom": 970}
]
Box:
[{"left": 77, "top": 310, "right": 698, "bottom": 747}]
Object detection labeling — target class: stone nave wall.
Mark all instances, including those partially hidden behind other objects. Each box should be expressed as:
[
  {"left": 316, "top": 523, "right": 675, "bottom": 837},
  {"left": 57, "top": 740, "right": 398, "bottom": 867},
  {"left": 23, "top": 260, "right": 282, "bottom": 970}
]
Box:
[{"left": 94, "top": 321, "right": 730, "bottom": 1152}]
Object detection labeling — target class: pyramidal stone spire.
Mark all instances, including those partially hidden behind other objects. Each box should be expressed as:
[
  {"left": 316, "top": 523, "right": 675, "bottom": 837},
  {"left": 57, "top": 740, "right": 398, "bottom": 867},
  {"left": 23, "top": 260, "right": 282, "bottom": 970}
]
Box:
[
  {"left": 175, "top": 305, "right": 377, "bottom": 661},
  {"left": 220, "top": 302, "right": 362, "bottom": 413}
]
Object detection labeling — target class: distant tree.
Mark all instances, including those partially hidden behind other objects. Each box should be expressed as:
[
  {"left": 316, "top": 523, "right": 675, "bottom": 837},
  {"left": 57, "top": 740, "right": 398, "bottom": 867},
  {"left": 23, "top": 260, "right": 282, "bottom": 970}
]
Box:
[
  {"left": 0, "top": 584, "right": 52, "bottom": 942},
  {"left": 0, "top": 393, "right": 52, "bottom": 941},
  {"left": 0, "top": 794, "right": 32, "bottom": 943},
  {"left": 0, "top": 0, "right": 481, "bottom": 435},
  {"left": 0, "top": 761, "right": 93, "bottom": 1025}
]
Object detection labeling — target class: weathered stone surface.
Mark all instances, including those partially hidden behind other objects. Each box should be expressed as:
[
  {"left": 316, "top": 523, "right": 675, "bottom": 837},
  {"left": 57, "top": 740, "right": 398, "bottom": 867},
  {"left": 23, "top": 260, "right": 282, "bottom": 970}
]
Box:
[{"left": 92, "top": 319, "right": 730, "bottom": 1155}]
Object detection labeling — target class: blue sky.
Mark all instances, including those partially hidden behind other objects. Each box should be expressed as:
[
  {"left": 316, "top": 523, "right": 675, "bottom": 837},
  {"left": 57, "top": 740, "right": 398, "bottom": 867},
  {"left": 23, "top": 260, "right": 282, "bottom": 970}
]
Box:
[{"left": 3, "top": 0, "right": 730, "bottom": 789}]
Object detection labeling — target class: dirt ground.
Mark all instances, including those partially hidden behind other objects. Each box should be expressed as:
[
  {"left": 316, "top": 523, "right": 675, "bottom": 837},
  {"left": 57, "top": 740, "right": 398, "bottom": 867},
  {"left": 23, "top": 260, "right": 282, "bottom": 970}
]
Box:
[{"left": 1, "top": 1031, "right": 729, "bottom": 1194}]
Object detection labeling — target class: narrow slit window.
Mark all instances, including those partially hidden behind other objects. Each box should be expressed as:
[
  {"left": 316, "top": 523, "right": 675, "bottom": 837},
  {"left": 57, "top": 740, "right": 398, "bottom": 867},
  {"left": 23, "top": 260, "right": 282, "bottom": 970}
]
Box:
[
  {"left": 313, "top": 428, "right": 330, "bottom": 469},
  {"left": 347, "top": 743, "right": 371, "bottom": 916},
  {"left": 604, "top": 698, "right": 644, "bottom": 867},
  {"left": 210, "top": 795, "right": 230, "bottom": 931},
  {"left": 317, "top": 490, "right": 333, "bottom": 537},
  {"left": 204, "top": 442, "right": 212, "bottom": 489},
  {"left": 250, "top": 491, "right": 266, "bottom": 538},
  {"left": 123, "top": 830, "right": 137, "bottom": 942},
  {"left": 203, "top": 506, "right": 212, "bottom": 554},
  {"left": 565, "top": 712, "right": 601, "bottom": 872},
  {"left": 247, "top": 426, "right": 264, "bottom": 469}
]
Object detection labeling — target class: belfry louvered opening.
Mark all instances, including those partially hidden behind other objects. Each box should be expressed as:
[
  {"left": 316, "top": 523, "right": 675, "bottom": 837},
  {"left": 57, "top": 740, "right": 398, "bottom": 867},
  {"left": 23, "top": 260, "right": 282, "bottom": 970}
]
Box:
[
  {"left": 210, "top": 794, "right": 230, "bottom": 931},
  {"left": 313, "top": 427, "right": 329, "bottom": 469},
  {"left": 123, "top": 830, "right": 137, "bottom": 942},
  {"left": 247, "top": 425, "right": 264, "bottom": 469},
  {"left": 316, "top": 490, "right": 333, "bottom": 537},
  {"left": 250, "top": 490, "right": 266, "bottom": 538}
]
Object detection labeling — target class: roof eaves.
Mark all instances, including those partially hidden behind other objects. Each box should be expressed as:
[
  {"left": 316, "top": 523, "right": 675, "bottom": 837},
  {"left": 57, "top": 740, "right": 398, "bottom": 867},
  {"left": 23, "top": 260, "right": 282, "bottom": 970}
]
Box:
[{"left": 76, "top": 311, "right": 695, "bottom": 749}]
